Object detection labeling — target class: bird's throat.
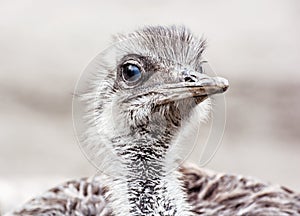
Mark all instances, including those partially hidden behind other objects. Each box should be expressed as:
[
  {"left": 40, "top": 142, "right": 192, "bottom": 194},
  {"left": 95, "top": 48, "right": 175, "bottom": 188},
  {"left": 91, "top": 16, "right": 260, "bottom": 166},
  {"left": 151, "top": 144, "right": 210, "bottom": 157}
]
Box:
[{"left": 107, "top": 131, "right": 192, "bottom": 216}]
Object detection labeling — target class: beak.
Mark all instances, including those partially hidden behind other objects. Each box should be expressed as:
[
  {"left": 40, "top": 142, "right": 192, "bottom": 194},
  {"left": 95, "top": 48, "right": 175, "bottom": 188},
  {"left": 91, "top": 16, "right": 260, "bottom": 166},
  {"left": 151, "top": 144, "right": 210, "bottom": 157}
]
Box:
[{"left": 157, "top": 72, "right": 229, "bottom": 105}]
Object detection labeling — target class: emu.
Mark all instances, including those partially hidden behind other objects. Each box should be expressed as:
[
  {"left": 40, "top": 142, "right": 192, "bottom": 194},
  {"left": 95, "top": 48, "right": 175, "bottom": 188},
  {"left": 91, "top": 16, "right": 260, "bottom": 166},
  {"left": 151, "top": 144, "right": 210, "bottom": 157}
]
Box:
[{"left": 11, "top": 26, "right": 300, "bottom": 216}]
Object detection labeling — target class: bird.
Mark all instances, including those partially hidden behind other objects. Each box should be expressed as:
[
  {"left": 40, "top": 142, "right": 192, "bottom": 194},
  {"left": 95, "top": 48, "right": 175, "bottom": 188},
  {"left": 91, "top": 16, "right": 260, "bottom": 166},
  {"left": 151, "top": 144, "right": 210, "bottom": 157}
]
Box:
[{"left": 8, "top": 26, "right": 300, "bottom": 216}]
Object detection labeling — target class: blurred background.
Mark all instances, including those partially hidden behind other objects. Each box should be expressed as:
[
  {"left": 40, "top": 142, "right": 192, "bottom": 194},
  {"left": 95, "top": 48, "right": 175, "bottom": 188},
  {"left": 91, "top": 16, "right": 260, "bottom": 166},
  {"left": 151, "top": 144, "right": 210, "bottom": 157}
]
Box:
[{"left": 0, "top": 0, "right": 299, "bottom": 214}]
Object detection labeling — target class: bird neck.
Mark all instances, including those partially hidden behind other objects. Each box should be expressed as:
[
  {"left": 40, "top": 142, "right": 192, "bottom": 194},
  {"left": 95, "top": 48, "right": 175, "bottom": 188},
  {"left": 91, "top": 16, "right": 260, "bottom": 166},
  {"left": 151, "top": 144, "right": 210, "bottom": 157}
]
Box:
[{"left": 107, "top": 129, "right": 192, "bottom": 216}]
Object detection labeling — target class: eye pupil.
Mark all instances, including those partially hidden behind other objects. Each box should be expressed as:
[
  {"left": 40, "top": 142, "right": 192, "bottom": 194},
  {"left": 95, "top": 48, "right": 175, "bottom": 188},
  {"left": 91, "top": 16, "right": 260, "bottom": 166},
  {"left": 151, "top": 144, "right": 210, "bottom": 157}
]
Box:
[{"left": 122, "top": 63, "right": 142, "bottom": 82}]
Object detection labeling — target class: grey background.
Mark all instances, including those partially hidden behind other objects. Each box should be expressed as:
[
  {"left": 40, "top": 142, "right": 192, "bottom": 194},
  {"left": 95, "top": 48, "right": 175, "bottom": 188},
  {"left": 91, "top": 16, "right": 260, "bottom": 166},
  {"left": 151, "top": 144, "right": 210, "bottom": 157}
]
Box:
[{"left": 0, "top": 0, "right": 299, "bottom": 214}]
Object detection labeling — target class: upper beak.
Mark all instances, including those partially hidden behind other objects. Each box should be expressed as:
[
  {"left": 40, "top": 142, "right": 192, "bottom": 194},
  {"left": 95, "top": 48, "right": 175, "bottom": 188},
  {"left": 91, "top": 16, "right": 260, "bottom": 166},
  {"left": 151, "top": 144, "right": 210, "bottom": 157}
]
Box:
[{"left": 157, "top": 72, "right": 229, "bottom": 105}]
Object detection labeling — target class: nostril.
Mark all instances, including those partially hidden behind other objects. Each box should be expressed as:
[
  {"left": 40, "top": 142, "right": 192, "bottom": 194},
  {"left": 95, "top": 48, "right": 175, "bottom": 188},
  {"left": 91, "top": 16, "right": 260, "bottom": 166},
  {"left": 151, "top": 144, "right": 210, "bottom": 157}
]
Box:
[
  {"left": 184, "top": 76, "right": 196, "bottom": 82},
  {"left": 184, "top": 77, "right": 192, "bottom": 82}
]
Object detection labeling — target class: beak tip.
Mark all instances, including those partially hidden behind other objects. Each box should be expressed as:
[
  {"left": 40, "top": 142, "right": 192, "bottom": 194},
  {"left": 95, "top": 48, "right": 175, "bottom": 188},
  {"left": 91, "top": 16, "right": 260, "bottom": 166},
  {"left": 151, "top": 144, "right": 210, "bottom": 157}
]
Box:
[
  {"left": 216, "top": 77, "right": 229, "bottom": 92},
  {"left": 222, "top": 85, "right": 229, "bottom": 92}
]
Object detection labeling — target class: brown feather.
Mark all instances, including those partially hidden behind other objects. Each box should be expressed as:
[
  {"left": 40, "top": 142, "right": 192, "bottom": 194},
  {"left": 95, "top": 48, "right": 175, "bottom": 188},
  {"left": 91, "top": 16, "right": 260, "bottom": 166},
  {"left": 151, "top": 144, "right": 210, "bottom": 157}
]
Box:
[{"left": 10, "top": 163, "right": 300, "bottom": 216}]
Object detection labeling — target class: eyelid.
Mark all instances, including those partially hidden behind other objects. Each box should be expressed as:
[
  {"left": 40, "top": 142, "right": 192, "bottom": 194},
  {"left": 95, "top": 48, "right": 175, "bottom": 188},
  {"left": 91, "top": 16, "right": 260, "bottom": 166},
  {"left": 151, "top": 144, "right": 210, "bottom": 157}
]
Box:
[
  {"left": 122, "top": 59, "right": 144, "bottom": 75},
  {"left": 123, "top": 59, "right": 142, "bottom": 68}
]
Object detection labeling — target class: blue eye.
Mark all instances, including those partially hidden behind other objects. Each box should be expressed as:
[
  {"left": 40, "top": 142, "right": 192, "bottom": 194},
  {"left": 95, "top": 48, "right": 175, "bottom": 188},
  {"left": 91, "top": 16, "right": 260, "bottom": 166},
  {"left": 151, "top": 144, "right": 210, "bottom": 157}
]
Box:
[{"left": 122, "top": 63, "right": 142, "bottom": 83}]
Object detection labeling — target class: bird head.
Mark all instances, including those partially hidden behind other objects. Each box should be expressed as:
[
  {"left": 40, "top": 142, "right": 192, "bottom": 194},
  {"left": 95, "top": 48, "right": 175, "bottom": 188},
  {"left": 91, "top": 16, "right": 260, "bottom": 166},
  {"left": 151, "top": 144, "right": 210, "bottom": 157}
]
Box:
[{"left": 76, "top": 26, "right": 229, "bottom": 171}]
